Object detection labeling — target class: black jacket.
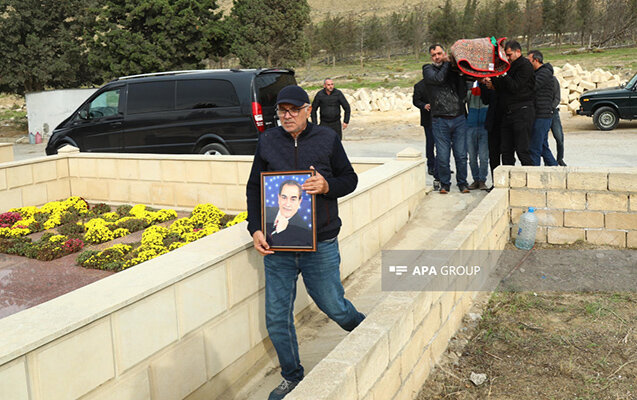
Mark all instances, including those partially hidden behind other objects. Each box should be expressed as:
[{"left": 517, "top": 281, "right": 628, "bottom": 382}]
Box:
[
  {"left": 311, "top": 88, "right": 351, "bottom": 124},
  {"left": 552, "top": 76, "right": 561, "bottom": 110},
  {"left": 491, "top": 56, "right": 535, "bottom": 111},
  {"left": 422, "top": 62, "right": 466, "bottom": 118},
  {"left": 480, "top": 84, "right": 503, "bottom": 133},
  {"left": 533, "top": 63, "right": 555, "bottom": 118},
  {"left": 246, "top": 123, "right": 357, "bottom": 241},
  {"left": 412, "top": 79, "right": 432, "bottom": 127}
]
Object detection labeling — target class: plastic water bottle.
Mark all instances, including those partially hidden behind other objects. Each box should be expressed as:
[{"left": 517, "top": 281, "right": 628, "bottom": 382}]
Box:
[{"left": 515, "top": 207, "right": 538, "bottom": 250}]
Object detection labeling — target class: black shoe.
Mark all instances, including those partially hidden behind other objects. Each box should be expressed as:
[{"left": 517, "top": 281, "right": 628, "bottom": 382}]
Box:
[
  {"left": 440, "top": 185, "right": 450, "bottom": 194},
  {"left": 558, "top": 160, "right": 567, "bottom": 166},
  {"left": 433, "top": 179, "right": 441, "bottom": 191},
  {"left": 467, "top": 181, "right": 480, "bottom": 190},
  {"left": 269, "top": 379, "right": 300, "bottom": 400},
  {"left": 458, "top": 184, "right": 470, "bottom": 193},
  {"left": 428, "top": 167, "right": 434, "bottom": 176}
]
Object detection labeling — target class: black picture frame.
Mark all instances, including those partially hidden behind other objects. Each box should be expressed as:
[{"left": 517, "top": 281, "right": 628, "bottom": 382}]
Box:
[{"left": 261, "top": 170, "right": 316, "bottom": 252}]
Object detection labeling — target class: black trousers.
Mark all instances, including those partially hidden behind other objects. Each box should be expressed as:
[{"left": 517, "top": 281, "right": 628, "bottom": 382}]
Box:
[
  {"left": 488, "top": 124, "right": 501, "bottom": 179},
  {"left": 500, "top": 106, "right": 534, "bottom": 166},
  {"left": 320, "top": 120, "right": 342, "bottom": 140}
]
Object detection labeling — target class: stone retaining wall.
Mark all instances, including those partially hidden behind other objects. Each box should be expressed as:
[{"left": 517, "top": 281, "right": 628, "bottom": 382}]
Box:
[
  {"left": 0, "top": 143, "right": 12, "bottom": 163},
  {"left": 286, "top": 188, "right": 510, "bottom": 400},
  {"left": 0, "top": 152, "right": 425, "bottom": 400},
  {"left": 0, "top": 153, "right": 382, "bottom": 212},
  {"left": 495, "top": 166, "right": 637, "bottom": 248}
]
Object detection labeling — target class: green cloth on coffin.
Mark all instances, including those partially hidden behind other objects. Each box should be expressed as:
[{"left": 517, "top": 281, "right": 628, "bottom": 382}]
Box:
[{"left": 449, "top": 37, "right": 510, "bottom": 78}]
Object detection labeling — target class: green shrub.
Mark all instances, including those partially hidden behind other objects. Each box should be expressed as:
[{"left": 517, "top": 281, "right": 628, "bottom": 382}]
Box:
[
  {"left": 89, "top": 203, "right": 111, "bottom": 217},
  {"left": 60, "top": 209, "right": 81, "bottom": 225},
  {"left": 76, "top": 250, "right": 99, "bottom": 265},
  {"left": 58, "top": 223, "right": 85, "bottom": 237},
  {"left": 116, "top": 204, "right": 133, "bottom": 216},
  {"left": 116, "top": 218, "right": 148, "bottom": 233}
]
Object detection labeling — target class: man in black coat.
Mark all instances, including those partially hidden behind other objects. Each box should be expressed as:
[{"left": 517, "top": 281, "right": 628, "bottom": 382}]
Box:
[
  {"left": 481, "top": 40, "right": 535, "bottom": 166},
  {"left": 527, "top": 50, "right": 558, "bottom": 166},
  {"left": 413, "top": 79, "right": 439, "bottom": 189},
  {"left": 246, "top": 85, "right": 365, "bottom": 400},
  {"left": 422, "top": 44, "right": 470, "bottom": 194},
  {"left": 311, "top": 78, "right": 351, "bottom": 140},
  {"left": 480, "top": 84, "right": 503, "bottom": 187}
]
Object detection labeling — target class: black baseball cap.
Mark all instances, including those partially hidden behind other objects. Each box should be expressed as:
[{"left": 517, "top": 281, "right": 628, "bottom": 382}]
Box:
[{"left": 276, "top": 85, "right": 310, "bottom": 107}]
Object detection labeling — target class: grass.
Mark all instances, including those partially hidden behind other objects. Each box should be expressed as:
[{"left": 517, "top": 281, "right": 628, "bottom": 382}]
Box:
[{"left": 0, "top": 109, "right": 26, "bottom": 121}]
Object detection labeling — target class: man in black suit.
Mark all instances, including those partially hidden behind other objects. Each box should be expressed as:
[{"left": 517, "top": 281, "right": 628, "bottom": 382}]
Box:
[
  {"left": 265, "top": 179, "right": 312, "bottom": 247},
  {"left": 413, "top": 78, "right": 440, "bottom": 190},
  {"left": 310, "top": 78, "right": 351, "bottom": 140}
]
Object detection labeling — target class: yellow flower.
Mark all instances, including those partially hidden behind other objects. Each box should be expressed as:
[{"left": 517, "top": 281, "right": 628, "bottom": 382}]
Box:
[
  {"left": 226, "top": 212, "right": 248, "bottom": 227},
  {"left": 49, "top": 235, "right": 67, "bottom": 243},
  {"left": 113, "top": 228, "right": 130, "bottom": 238},
  {"left": 102, "top": 212, "right": 120, "bottom": 222}
]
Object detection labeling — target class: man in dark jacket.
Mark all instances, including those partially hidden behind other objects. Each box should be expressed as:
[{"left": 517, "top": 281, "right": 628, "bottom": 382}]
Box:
[
  {"left": 246, "top": 85, "right": 365, "bottom": 400},
  {"left": 481, "top": 40, "right": 534, "bottom": 166},
  {"left": 480, "top": 84, "right": 503, "bottom": 188},
  {"left": 311, "top": 78, "right": 351, "bottom": 139},
  {"left": 265, "top": 180, "right": 312, "bottom": 247},
  {"left": 550, "top": 76, "right": 567, "bottom": 166},
  {"left": 422, "top": 44, "right": 470, "bottom": 194},
  {"left": 412, "top": 78, "right": 439, "bottom": 189},
  {"left": 527, "top": 50, "right": 558, "bottom": 166}
]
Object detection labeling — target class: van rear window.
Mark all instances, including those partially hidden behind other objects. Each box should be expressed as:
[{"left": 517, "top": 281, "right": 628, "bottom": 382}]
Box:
[
  {"left": 127, "top": 81, "right": 175, "bottom": 114},
  {"left": 255, "top": 73, "right": 297, "bottom": 107},
  {"left": 176, "top": 79, "right": 239, "bottom": 110}
]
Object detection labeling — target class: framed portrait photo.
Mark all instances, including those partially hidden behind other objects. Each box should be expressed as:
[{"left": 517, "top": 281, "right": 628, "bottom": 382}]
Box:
[{"left": 261, "top": 170, "right": 316, "bottom": 252}]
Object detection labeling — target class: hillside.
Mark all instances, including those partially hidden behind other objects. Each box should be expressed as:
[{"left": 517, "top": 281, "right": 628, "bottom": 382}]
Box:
[{"left": 216, "top": 0, "right": 432, "bottom": 21}]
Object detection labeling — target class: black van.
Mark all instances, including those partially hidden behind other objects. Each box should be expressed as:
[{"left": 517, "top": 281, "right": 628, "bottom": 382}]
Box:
[{"left": 45, "top": 69, "right": 296, "bottom": 155}]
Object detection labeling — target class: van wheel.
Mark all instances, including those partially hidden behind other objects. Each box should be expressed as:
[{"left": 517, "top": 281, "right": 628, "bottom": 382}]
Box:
[
  {"left": 593, "top": 106, "right": 619, "bottom": 131},
  {"left": 200, "top": 143, "right": 230, "bottom": 155}
]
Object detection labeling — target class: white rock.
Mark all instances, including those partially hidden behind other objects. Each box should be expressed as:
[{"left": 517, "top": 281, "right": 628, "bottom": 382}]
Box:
[
  {"left": 568, "top": 99, "right": 580, "bottom": 113},
  {"left": 470, "top": 372, "right": 488, "bottom": 386},
  {"left": 561, "top": 69, "right": 575, "bottom": 78},
  {"left": 580, "top": 80, "right": 596, "bottom": 90}
]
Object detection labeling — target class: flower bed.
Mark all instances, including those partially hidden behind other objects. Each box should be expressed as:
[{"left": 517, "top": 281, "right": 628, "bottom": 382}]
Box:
[{"left": 0, "top": 197, "right": 246, "bottom": 271}]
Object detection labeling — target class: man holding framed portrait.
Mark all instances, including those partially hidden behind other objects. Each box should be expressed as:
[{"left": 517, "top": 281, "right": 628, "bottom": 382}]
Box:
[
  {"left": 262, "top": 174, "right": 314, "bottom": 250},
  {"left": 246, "top": 85, "right": 365, "bottom": 400}
]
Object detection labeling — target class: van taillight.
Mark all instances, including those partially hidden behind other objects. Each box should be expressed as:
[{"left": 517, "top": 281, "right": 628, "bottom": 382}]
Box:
[{"left": 252, "top": 102, "right": 265, "bottom": 132}]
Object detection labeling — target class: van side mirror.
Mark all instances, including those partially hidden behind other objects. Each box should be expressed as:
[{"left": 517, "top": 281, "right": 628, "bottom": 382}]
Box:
[{"left": 78, "top": 110, "right": 89, "bottom": 120}]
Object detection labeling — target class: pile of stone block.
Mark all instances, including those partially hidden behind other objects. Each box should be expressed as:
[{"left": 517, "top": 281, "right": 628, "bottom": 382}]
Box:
[
  {"left": 554, "top": 64, "right": 623, "bottom": 114},
  {"left": 309, "top": 87, "right": 415, "bottom": 113}
]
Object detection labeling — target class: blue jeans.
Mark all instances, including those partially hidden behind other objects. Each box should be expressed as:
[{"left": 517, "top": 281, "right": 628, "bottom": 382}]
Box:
[
  {"left": 432, "top": 115, "right": 468, "bottom": 187},
  {"left": 551, "top": 109, "right": 565, "bottom": 162},
  {"left": 264, "top": 238, "right": 365, "bottom": 382},
  {"left": 466, "top": 125, "right": 489, "bottom": 182},
  {"left": 530, "top": 118, "right": 557, "bottom": 166},
  {"left": 424, "top": 125, "right": 438, "bottom": 180}
]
